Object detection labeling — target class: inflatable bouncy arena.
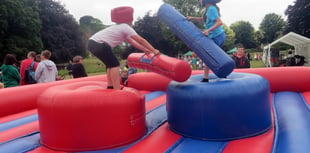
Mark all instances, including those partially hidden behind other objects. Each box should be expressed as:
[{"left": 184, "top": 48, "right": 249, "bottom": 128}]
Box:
[
  {"left": 2, "top": 3, "right": 310, "bottom": 153},
  {"left": 1, "top": 67, "right": 310, "bottom": 153}
]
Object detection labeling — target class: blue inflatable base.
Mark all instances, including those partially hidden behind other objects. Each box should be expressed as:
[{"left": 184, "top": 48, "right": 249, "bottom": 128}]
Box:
[{"left": 166, "top": 72, "right": 272, "bottom": 140}]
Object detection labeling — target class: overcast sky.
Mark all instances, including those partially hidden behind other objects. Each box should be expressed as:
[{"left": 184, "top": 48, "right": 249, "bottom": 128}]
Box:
[{"left": 59, "top": 0, "right": 295, "bottom": 30}]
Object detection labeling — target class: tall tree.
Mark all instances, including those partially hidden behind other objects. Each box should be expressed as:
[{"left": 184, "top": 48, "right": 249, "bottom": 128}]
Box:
[
  {"left": 159, "top": 0, "right": 204, "bottom": 56},
  {"left": 259, "top": 13, "right": 286, "bottom": 43},
  {"left": 39, "top": 0, "right": 85, "bottom": 63},
  {"left": 163, "top": 0, "right": 202, "bottom": 18},
  {"left": 79, "top": 16, "right": 106, "bottom": 57},
  {"left": 222, "top": 25, "right": 235, "bottom": 51},
  {"left": 285, "top": 0, "right": 310, "bottom": 37},
  {"left": 0, "top": 0, "right": 42, "bottom": 64},
  {"left": 79, "top": 16, "right": 106, "bottom": 39},
  {"left": 133, "top": 12, "right": 188, "bottom": 57},
  {"left": 254, "top": 30, "right": 265, "bottom": 50},
  {"left": 230, "top": 21, "right": 257, "bottom": 49}
]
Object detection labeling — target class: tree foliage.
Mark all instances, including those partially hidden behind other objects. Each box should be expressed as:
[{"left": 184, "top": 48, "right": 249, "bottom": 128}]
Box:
[
  {"left": 230, "top": 21, "right": 257, "bottom": 49},
  {"left": 285, "top": 0, "right": 310, "bottom": 37},
  {"left": 254, "top": 30, "right": 264, "bottom": 49},
  {"left": 79, "top": 16, "right": 106, "bottom": 39},
  {"left": 163, "top": 0, "right": 202, "bottom": 18},
  {"left": 129, "top": 12, "right": 188, "bottom": 57},
  {"left": 222, "top": 25, "right": 235, "bottom": 51},
  {"left": 0, "top": 0, "right": 43, "bottom": 64},
  {"left": 259, "top": 13, "right": 286, "bottom": 43},
  {"left": 39, "top": 0, "right": 86, "bottom": 63}
]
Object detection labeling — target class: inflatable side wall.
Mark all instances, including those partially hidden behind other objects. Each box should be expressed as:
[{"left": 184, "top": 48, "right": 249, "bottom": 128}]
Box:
[{"left": 157, "top": 3, "right": 235, "bottom": 78}]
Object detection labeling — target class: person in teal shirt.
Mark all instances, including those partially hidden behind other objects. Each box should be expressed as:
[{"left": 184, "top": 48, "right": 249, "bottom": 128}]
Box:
[
  {"left": 187, "top": 0, "right": 225, "bottom": 82},
  {"left": 0, "top": 54, "right": 21, "bottom": 88}
]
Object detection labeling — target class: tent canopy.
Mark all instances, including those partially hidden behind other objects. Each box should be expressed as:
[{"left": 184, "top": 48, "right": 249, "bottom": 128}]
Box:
[
  {"left": 227, "top": 47, "right": 237, "bottom": 54},
  {"left": 263, "top": 32, "right": 310, "bottom": 66},
  {"left": 184, "top": 51, "right": 193, "bottom": 56},
  {"left": 269, "top": 32, "right": 310, "bottom": 46}
]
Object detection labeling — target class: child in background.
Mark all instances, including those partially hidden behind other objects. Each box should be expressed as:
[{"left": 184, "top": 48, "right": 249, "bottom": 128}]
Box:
[
  {"left": 187, "top": 0, "right": 225, "bottom": 82},
  {"left": 72, "top": 56, "right": 87, "bottom": 78},
  {"left": 88, "top": 6, "right": 160, "bottom": 89},
  {"left": 0, "top": 54, "right": 21, "bottom": 88}
]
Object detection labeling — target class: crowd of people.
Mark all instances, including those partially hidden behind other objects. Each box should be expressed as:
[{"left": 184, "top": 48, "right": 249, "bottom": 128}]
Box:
[
  {"left": 0, "top": 50, "right": 88, "bottom": 89},
  {"left": 284, "top": 49, "right": 306, "bottom": 66},
  {"left": 181, "top": 54, "right": 205, "bottom": 70},
  {"left": 0, "top": 50, "right": 56, "bottom": 88},
  {"left": 181, "top": 45, "right": 252, "bottom": 70}
]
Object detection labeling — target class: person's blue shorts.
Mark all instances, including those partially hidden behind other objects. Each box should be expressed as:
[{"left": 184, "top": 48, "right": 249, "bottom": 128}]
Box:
[{"left": 212, "top": 32, "right": 226, "bottom": 47}]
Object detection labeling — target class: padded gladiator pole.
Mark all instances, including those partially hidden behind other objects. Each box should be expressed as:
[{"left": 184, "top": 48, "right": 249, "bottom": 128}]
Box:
[{"left": 157, "top": 3, "right": 235, "bottom": 78}]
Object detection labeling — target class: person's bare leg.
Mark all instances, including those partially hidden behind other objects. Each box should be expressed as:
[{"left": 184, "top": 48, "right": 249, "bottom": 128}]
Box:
[
  {"left": 202, "top": 66, "right": 209, "bottom": 82},
  {"left": 106, "top": 68, "right": 113, "bottom": 88},
  {"left": 110, "top": 66, "right": 121, "bottom": 89}
]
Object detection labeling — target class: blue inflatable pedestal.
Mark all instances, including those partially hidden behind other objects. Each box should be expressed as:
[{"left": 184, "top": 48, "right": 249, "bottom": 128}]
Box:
[
  {"left": 158, "top": 4, "right": 235, "bottom": 78},
  {"left": 166, "top": 73, "right": 272, "bottom": 140}
]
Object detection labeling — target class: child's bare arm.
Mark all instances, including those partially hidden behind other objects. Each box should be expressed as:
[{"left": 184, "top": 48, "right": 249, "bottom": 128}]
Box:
[{"left": 126, "top": 35, "right": 160, "bottom": 55}]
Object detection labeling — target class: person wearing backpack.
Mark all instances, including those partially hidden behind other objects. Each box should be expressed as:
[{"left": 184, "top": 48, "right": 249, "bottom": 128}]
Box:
[{"left": 19, "top": 51, "right": 39, "bottom": 85}]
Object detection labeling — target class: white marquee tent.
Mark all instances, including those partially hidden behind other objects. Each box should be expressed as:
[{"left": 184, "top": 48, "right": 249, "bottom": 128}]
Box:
[{"left": 263, "top": 32, "right": 310, "bottom": 67}]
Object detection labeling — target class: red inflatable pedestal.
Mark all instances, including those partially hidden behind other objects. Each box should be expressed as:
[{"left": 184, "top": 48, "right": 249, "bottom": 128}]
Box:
[
  {"left": 37, "top": 81, "right": 146, "bottom": 152},
  {"left": 127, "top": 53, "right": 192, "bottom": 82}
]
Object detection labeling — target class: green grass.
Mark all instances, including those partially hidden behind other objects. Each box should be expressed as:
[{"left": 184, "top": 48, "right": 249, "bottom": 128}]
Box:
[
  {"left": 83, "top": 57, "right": 106, "bottom": 73},
  {"left": 58, "top": 56, "right": 266, "bottom": 80},
  {"left": 58, "top": 57, "right": 106, "bottom": 79},
  {"left": 250, "top": 60, "right": 265, "bottom": 68}
]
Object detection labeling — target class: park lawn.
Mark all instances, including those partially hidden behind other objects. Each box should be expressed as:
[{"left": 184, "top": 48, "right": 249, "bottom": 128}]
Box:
[
  {"left": 83, "top": 57, "right": 106, "bottom": 73},
  {"left": 58, "top": 57, "right": 106, "bottom": 79},
  {"left": 250, "top": 60, "right": 265, "bottom": 68},
  {"left": 59, "top": 57, "right": 266, "bottom": 79}
]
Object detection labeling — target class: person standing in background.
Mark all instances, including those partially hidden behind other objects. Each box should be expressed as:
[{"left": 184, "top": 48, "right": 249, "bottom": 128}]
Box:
[
  {"left": 66, "top": 61, "right": 73, "bottom": 78},
  {"left": 19, "top": 51, "right": 38, "bottom": 85},
  {"left": 232, "top": 46, "right": 250, "bottom": 68},
  {"left": 72, "top": 56, "right": 88, "bottom": 78},
  {"left": 0, "top": 54, "right": 21, "bottom": 88},
  {"left": 35, "top": 54, "right": 41, "bottom": 62},
  {"left": 35, "top": 50, "right": 58, "bottom": 83}
]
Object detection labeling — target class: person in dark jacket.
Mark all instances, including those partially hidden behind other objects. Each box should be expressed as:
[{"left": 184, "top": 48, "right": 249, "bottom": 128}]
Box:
[
  {"left": 232, "top": 47, "right": 250, "bottom": 68},
  {"left": 0, "top": 54, "right": 21, "bottom": 88},
  {"left": 72, "top": 56, "right": 88, "bottom": 78}
]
